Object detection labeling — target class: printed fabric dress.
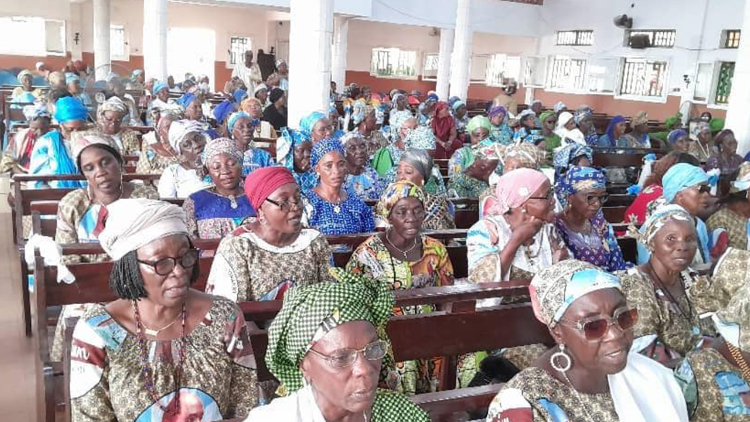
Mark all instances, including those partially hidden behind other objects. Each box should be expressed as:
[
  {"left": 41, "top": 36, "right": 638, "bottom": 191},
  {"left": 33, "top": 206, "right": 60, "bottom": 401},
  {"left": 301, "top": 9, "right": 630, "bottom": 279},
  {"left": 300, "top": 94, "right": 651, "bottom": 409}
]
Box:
[
  {"left": 28, "top": 130, "right": 86, "bottom": 189},
  {"left": 553, "top": 212, "right": 630, "bottom": 272},
  {"left": 624, "top": 184, "right": 664, "bottom": 225},
  {"left": 69, "top": 298, "right": 258, "bottom": 421},
  {"left": 206, "top": 227, "right": 332, "bottom": 302},
  {"left": 135, "top": 133, "right": 180, "bottom": 175},
  {"left": 346, "top": 235, "right": 454, "bottom": 395},
  {"left": 302, "top": 188, "right": 376, "bottom": 235},
  {"left": 674, "top": 347, "right": 750, "bottom": 421},
  {"left": 490, "top": 124, "right": 513, "bottom": 145},
  {"left": 345, "top": 167, "right": 385, "bottom": 201},
  {"left": 241, "top": 147, "right": 275, "bottom": 177},
  {"left": 183, "top": 189, "right": 255, "bottom": 239},
  {"left": 422, "top": 192, "right": 455, "bottom": 231},
  {"left": 112, "top": 129, "right": 141, "bottom": 155},
  {"left": 707, "top": 207, "right": 748, "bottom": 251}
]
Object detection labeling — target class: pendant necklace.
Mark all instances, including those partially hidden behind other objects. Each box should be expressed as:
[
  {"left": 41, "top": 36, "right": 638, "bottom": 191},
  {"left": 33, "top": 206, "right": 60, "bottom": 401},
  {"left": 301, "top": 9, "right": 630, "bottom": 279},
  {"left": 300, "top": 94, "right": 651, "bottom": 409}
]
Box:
[{"left": 385, "top": 230, "right": 419, "bottom": 260}]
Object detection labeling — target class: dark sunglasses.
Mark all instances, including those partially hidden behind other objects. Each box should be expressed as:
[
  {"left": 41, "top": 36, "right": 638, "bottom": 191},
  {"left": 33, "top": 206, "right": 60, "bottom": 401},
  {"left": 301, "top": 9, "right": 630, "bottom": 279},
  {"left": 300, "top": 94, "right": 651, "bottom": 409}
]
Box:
[
  {"left": 693, "top": 184, "right": 711, "bottom": 194},
  {"left": 558, "top": 307, "right": 638, "bottom": 341},
  {"left": 137, "top": 249, "right": 199, "bottom": 276}
]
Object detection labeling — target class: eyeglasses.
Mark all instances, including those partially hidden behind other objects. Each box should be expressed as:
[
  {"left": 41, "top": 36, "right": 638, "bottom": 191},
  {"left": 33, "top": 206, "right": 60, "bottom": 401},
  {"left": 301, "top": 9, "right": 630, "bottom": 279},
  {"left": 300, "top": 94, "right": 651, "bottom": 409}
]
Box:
[
  {"left": 529, "top": 190, "right": 555, "bottom": 202},
  {"left": 307, "top": 340, "right": 388, "bottom": 369},
  {"left": 265, "top": 196, "right": 303, "bottom": 213},
  {"left": 585, "top": 194, "right": 609, "bottom": 206},
  {"left": 136, "top": 249, "right": 199, "bottom": 276},
  {"left": 693, "top": 184, "right": 711, "bottom": 194},
  {"left": 558, "top": 307, "right": 638, "bottom": 341}
]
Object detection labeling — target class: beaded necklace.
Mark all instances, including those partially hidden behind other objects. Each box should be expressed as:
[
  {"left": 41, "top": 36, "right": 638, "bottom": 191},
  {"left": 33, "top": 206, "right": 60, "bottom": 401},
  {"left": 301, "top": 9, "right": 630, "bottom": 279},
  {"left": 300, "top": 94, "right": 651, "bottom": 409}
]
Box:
[{"left": 727, "top": 342, "right": 750, "bottom": 382}]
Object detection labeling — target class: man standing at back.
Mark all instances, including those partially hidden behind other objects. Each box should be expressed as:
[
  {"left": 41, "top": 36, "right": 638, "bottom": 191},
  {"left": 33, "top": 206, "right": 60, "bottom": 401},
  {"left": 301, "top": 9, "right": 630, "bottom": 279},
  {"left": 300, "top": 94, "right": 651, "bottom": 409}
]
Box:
[{"left": 232, "top": 50, "right": 263, "bottom": 93}]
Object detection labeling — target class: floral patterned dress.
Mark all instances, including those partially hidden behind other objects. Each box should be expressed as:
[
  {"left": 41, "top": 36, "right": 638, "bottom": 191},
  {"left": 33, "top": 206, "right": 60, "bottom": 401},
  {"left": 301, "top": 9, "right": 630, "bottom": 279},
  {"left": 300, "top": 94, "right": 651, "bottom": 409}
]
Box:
[
  {"left": 345, "top": 167, "right": 385, "bottom": 201},
  {"left": 707, "top": 207, "right": 748, "bottom": 251},
  {"left": 183, "top": 188, "right": 254, "bottom": 239},
  {"left": 554, "top": 212, "right": 630, "bottom": 272}
]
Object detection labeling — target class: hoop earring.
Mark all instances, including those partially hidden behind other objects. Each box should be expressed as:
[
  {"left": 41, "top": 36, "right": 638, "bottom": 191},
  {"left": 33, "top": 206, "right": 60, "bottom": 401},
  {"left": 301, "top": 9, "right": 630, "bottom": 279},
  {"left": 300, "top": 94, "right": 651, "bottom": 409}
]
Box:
[{"left": 550, "top": 344, "right": 572, "bottom": 373}]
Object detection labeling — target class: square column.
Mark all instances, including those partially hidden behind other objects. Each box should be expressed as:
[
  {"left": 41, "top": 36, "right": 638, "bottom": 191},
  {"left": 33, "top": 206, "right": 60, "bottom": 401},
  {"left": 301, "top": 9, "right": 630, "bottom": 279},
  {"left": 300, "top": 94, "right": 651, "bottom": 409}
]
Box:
[
  {"left": 332, "top": 16, "right": 350, "bottom": 90},
  {"left": 436, "top": 28, "right": 454, "bottom": 101}
]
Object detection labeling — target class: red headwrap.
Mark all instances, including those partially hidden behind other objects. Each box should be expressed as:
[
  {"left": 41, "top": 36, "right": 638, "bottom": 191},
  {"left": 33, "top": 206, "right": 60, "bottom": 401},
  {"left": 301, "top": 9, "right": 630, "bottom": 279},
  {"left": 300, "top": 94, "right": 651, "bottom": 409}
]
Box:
[
  {"left": 432, "top": 101, "right": 455, "bottom": 142},
  {"left": 244, "top": 167, "right": 297, "bottom": 210}
]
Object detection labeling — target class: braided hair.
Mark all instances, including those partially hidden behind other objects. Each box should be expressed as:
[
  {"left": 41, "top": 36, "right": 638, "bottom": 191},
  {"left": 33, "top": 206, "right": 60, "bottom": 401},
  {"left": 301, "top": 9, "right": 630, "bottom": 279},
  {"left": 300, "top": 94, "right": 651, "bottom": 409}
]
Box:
[{"left": 109, "top": 245, "right": 201, "bottom": 301}]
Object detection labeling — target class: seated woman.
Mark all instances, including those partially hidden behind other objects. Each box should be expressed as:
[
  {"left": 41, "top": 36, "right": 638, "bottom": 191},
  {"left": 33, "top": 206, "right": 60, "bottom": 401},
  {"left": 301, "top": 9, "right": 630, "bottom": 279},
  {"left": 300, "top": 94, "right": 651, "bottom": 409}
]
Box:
[
  {"left": 207, "top": 166, "right": 331, "bottom": 302},
  {"left": 351, "top": 101, "right": 388, "bottom": 159},
  {"left": 277, "top": 128, "right": 317, "bottom": 191},
  {"left": 575, "top": 109, "right": 598, "bottom": 147},
  {"left": 452, "top": 100, "right": 470, "bottom": 138},
  {"left": 622, "top": 111, "right": 652, "bottom": 148},
  {"left": 148, "top": 80, "right": 177, "bottom": 122},
  {"left": 618, "top": 205, "right": 706, "bottom": 367},
  {"left": 512, "top": 110, "right": 540, "bottom": 144},
  {"left": 372, "top": 114, "right": 417, "bottom": 178},
  {"left": 554, "top": 111, "right": 586, "bottom": 145},
  {"left": 240, "top": 97, "right": 277, "bottom": 139},
  {"left": 479, "top": 143, "right": 548, "bottom": 217},
  {"left": 226, "top": 111, "right": 274, "bottom": 177},
  {"left": 262, "top": 88, "right": 288, "bottom": 131},
  {"left": 96, "top": 96, "right": 140, "bottom": 154},
  {"left": 395, "top": 149, "right": 455, "bottom": 230},
  {"left": 346, "top": 181, "right": 454, "bottom": 394},
  {"left": 598, "top": 115, "right": 627, "bottom": 148},
  {"left": 29, "top": 97, "right": 89, "bottom": 189},
  {"left": 707, "top": 162, "right": 750, "bottom": 250},
  {"left": 432, "top": 101, "right": 462, "bottom": 159},
  {"left": 539, "top": 111, "right": 562, "bottom": 154},
  {"left": 707, "top": 129, "right": 743, "bottom": 176},
  {"left": 668, "top": 129, "right": 691, "bottom": 154},
  {"left": 177, "top": 91, "right": 218, "bottom": 138},
  {"left": 389, "top": 92, "right": 412, "bottom": 126},
  {"left": 688, "top": 122, "right": 716, "bottom": 163},
  {"left": 299, "top": 110, "right": 334, "bottom": 144},
  {"left": 183, "top": 138, "right": 254, "bottom": 239},
  {"left": 487, "top": 106, "right": 513, "bottom": 145},
  {"left": 0, "top": 104, "right": 50, "bottom": 174},
  {"left": 485, "top": 260, "right": 689, "bottom": 422},
  {"left": 135, "top": 110, "right": 183, "bottom": 174},
  {"left": 11, "top": 69, "right": 41, "bottom": 102},
  {"left": 554, "top": 166, "right": 630, "bottom": 272},
  {"left": 303, "top": 138, "right": 375, "bottom": 235},
  {"left": 341, "top": 132, "right": 384, "bottom": 201},
  {"left": 70, "top": 199, "right": 258, "bottom": 420},
  {"left": 448, "top": 142, "right": 500, "bottom": 198},
  {"left": 157, "top": 120, "right": 212, "bottom": 198},
  {"left": 245, "top": 278, "right": 430, "bottom": 421}
]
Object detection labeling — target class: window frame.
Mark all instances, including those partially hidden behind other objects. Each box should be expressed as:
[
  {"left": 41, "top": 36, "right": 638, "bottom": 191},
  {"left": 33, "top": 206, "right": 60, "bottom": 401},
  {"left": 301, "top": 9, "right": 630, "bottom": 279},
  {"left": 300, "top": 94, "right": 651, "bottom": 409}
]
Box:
[
  {"left": 369, "top": 47, "right": 419, "bottom": 80},
  {"left": 721, "top": 29, "right": 741, "bottom": 49},
  {"left": 709, "top": 61, "right": 735, "bottom": 109},
  {"left": 555, "top": 30, "right": 594, "bottom": 46},
  {"left": 615, "top": 57, "right": 671, "bottom": 103},
  {"left": 545, "top": 54, "right": 588, "bottom": 94},
  {"left": 625, "top": 29, "right": 676, "bottom": 49},
  {"left": 522, "top": 55, "right": 547, "bottom": 88},
  {"left": 44, "top": 18, "right": 66, "bottom": 56},
  {"left": 227, "top": 36, "right": 252, "bottom": 69},
  {"left": 485, "top": 53, "right": 521, "bottom": 88},
  {"left": 585, "top": 57, "right": 619, "bottom": 95},
  {"left": 692, "top": 61, "right": 715, "bottom": 105},
  {"left": 110, "top": 24, "right": 129, "bottom": 61},
  {"left": 422, "top": 52, "right": 439, "bottom": 82}
]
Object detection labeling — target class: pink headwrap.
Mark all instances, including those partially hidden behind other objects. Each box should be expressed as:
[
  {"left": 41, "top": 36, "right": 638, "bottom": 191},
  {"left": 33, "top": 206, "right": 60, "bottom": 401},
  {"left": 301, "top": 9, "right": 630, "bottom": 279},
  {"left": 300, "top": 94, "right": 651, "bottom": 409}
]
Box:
[
  {"left": 244, "top": 167, "right": 297, "bottom": 210},
  {"left": 487, "top": 168, "right": 549, "bottom": 215}
]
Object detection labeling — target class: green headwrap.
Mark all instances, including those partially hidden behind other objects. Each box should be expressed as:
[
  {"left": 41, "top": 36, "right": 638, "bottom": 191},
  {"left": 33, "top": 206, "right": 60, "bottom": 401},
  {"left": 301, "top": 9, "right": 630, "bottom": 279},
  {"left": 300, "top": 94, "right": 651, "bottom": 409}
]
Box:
[
  {"left": 539, "top": 110, "right": 555, "bottom": 126},
  {"left": 266, "top": 268, "right": 395, "bottom": 392},
  {"left": 664, "top": 112, "right": 683, "bottom": 131},
  {"left": 466, "top": 115, "right": 491, "bottom": 134},
  {"left": 710, "top": 118, "right": 725, "bottom": 133}
]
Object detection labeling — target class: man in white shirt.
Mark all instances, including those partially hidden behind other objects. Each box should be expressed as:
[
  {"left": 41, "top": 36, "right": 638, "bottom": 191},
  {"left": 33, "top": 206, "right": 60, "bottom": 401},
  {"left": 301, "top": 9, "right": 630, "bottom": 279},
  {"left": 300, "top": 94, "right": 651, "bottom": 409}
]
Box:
[{"left": 232, "top": 50, "right": 263, "bottom": 93}]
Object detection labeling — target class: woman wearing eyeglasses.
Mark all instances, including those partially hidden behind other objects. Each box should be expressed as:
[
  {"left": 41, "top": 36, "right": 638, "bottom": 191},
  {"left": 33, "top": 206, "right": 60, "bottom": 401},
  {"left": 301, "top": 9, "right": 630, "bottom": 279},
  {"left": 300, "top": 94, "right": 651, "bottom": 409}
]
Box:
[
  {"left": 70, "top": 199, "right": 258, "bottom": 421},
  {"left": 554, "top": 166, "right": 630, "bottom": 272},
  {"left": 245, "top": 273, "right": 429, "bottom": 421},
  {"left": 96, "top": 96, "right": 141, "bottom": 155},
  {"left": 342, "top": 132, "right": 384, "bottom": 201},
  {"left": 206, "top": 166, "right": 331, "bottom": 303},
  {"left": 485, "top": 260, "right": 689, "bottom": 422}
]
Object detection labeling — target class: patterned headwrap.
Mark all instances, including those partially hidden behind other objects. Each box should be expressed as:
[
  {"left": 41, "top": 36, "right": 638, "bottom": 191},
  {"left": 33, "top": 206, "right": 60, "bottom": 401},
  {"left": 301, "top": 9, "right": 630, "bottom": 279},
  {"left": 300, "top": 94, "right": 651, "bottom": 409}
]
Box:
[
  {"left": 668, "top": 129, "right": 688, "bottom": 145},
  {"left": 553, "top": 101, "right": 567, "bottom": 113},
  {"left": 276, "top": 128, "right": 308, "bottom": 172},
  {"left": 376, "top": 181, "right": 426, "bottom": 220},
  {"left": 227, "top": 111, "right": 255, "bottom": 133},
  {"left": 201, "top": 137, "right": 244, "bottom": 167},
  {"left": 65, "top": 73, "right": 80, "bottom": 85},
  {"left": 489, "top": 168, "right": 548, "bottom": 215},
  {"left": 97, "top": 96, "right": 128, "bottom": 118},
  {"left": 692, "top": 121, "right": 711, "bottom": 139},
  {"left": 730, "top": 162, "right": 750, "bottom": 193},
  {"left": 176, "top": 93, "right": 199, "bottom": 110},
  {"left": 530, "top": 260, "right": 622, "bottom": 327},
  {"left": 310, "top": 137, "right": 345, "bottom": 169},
  {"left": 662, "top": 163, "right": 708, "bottom": 203},
  {"left": 555, "top": 166, "right": 606, "bottom": 209},
  {"left": 426, "top": 93, "right": 439, "bottom": 103},
  {"left": 574, "top": 109, "right": 592, "bottom": 125},
  {"left": 339, "top": 131, "right": 363, "bottom": 147},
  {"left": 518, "top": 109, "right": 536, "bottom": 123},
  {"left": 631, "top": 111, "right": 649, "bottom": 127},
  {"left": 553, "top": 143, "right": 593, "bottom": 177},
  {"left": 391, "top": 113, "right": 415, "bottom": 138},
  {"left": 467, "top": 115, "right": 492, "bottom": 134},
  {"left": 628, "top": 204, "right": 693, "bottom": 248},
  {"left": 351, "top": 101, "right": 374, "bottom": 126},
  {"left": 448, "top": 96, "right": 461, "bottom": 107},
  {"left": 488, "top": 106, "right": 507, "bottom": 121},
  {"left": 130, "top": 69, "right": 143, "bottom": 82},
  {"left": 405, "top": 126, "right": 436, "bottom": 150},
  {"left": 391, "top": 92, "right": 404, "bottom": 105},
  {"left": 299, "top": 111, "right": 327, "bottom": 138},
  {"left": 153, "top": 81, "right": 169, "bottom": 95},
  {"left": 400, "top": 149, "right": 433, "bottom": 184},
  {"left": 17, "top": 69, "right": 33, "bottom": 83},
  {"left": 168, "top": 120, "right": 207, "bottom": 155},
  {"left": 244, "top": 166, "right": 296, "bottom": 210},
  {"left": 54, "top": 97, "right": 88, "bottom": 124},
  {"left": 23, "top": 103, "right": 50, "bottom": 121},
  {"left": 452, "top": 100, "right": 466, "bottom": 112},
  {"left": 254, "top": 83, "right": 269, "bottom": 95},
  {"left": 70, "top": 131, "right": 119, "bottom": 161},
  {"left": 503, "top": 143, "right": 544, "bottom": 170},
  {"left": 265, "top": 269, "right": 395, "bottom": 392}
]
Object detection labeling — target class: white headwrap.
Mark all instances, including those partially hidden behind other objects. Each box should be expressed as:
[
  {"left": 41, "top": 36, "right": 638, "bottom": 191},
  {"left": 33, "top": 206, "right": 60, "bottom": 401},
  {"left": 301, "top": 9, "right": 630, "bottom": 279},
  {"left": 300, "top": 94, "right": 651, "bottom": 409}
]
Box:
[
  {"left": 168, "top": 120, "right": 207, "bottom": 154},
  {"left": 553, "top": 101, "right": 567, "bottom": 113},
  {"left": 555, "top": 112, "right": 586, "bottom": 145},
  {"left": 98, "top": 199, "right": 188, "bottom": 260}
]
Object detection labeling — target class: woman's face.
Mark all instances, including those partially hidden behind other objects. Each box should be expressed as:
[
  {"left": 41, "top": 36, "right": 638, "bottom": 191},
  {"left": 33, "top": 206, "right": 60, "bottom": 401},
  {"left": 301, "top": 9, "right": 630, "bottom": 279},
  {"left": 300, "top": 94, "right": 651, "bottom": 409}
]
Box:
[
  {"left": 456, "top": 105, "right": 467, "bottom": 119},
  {"left": 471, "top": 128, "right": 489, "bottom": 144},
  {"left": 568, "top": 187, "right": 607, "bottom": 220},
  {"left": 388, "top": 197, "right": 425, "bottom": 239},
  {"left": 698, "top": 130, "right": 712, "bottom": 144},
  {"left": 721, "top": 134, "right": 738, "bottom": 155},
  {"left": 185, "top": 100, "right": 203, "bottom": 120},
  {"left": 578, "top": 116, "right": 593, "bottom": 133},
  {"left": 344, "top": 138, "right": 367, "bottom": 168},
  {"left": 437, "top": 107, "right": 450, "bottom": 119},
  {"left": 396, "top": 162, "right": 424, "bottom": 186},
  {"left": 21, "top": 75, "right": 33, "bottom": 90},
  {"left": 300, "top": 321, "right": 381, "bottom": 418},
  {"left": 79, "top": 146, "right": 122, "bottom": 196},
  {"left": 312, "top": 118, "right": 334, "bottom": 142},
  {"left": 522, "top": 180, "right": 555, "bottom": 223},
  {"left": 543, "top": 115, "right": 556, "bottom": 132},
  {"left": 523, "top": 115, "right": 536, "bottom": 129},
  {"left": 293, "top": 141, "right": 313, "bottom": 172},
  {"left": 672, "top": 136, "right": 690, "bottom": 153},
  {"left": 260, "top": 183, "right": 303, "bottom": 234},
  {"left": 157, "top": 88, "right": 169, "bottom": 102},
  {"left": 232, "top": 117, "right": 254, "bottom": 150},
  {"left": 179, "top": 132, "right": 207, "bottom": 165},
  {"left": 397, "top": 96, "right": 407, "bottom": 110},
  {"left": 245, "top": 101, "right": 263, "bottom": 119},
  {"left": 363, "top": 111, "right": 377, "bottom": 131},
  {"left": 136, "top": 234, "right": 194, "bottom": 309},
  {"left": 614, "top": 121, "right": 627, "bottom": 137},
  {"left": 650, "top": 218, "right": 697, "bottom": 273},
  {"left": 490, "top": 114, "right": 504, "bottom": 126},
  {"left": 674, "top": 184, "right": 711, "bottom": 216},
  {"left": 206, "top": 153, "right": 241, "bottom": 192},
  {"left": 30, "top": 117, "right": 51, "bottom": 138},
  {"left": 316, "top": 151, "right": 348, "bottom": 188},
  {"left": 552, "top": 289, "right": 633, "bottom": 376},
  {"left": 256, "top": 89, "right": 268, "bottom": 104},
  {"left": 99, "top": 110, "right": 123, "bottom": 135},
  {"left": 573, "top": 156, "right": 592, "bottom": 168},
  {"left": 564, "top": 118, "right": 575, "bottom": 131},
  {"left": 59, "top": 121, "right": 87, "bottom": 141}
]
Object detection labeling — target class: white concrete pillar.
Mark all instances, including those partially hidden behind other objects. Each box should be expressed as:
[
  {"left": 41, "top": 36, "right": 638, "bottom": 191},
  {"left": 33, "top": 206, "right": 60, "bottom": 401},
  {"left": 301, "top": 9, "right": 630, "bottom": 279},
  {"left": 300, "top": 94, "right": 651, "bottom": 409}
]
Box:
[
  {"left": 449, "top": 0, "right": 473, "bottom": 100},
  {"left": 93, "top": 0, "right": 111, "bottom": 81},
  {"left": 436, "top": 28, "right": 454, "bottom": 101},
  {"left": 288, "top": 0, "right": 334, "bottom": 128},
  {"left": 332, "top": 16, "right": 350, "bottom": 90},
  {"left": 143, "top": 0, "right": 168, "bottom": 82},
  {"left": 727, "top": 0, "right": 750, "bottom": 155},
  {"left": 524, "top": 87, "right": 535, "bottom": 106}
]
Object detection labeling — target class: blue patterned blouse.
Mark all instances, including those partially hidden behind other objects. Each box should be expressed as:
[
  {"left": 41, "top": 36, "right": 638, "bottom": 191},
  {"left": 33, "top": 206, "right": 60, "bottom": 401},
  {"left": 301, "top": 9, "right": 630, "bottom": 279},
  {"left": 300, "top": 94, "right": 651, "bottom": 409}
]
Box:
[{"left": 303, "top": 188, "right": 375, "bottom": 235}]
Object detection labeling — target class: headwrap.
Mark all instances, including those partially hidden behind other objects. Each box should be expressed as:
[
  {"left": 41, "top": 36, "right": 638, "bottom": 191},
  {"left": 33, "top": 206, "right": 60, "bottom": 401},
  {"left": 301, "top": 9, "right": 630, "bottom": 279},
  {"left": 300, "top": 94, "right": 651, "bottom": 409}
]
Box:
[
  {"left": 339, "top": 131, "right": 363, "bottom": 147},
  {"left": 715, "top": 129, "right": 735, "bottom": 148},
  {"left": 710, "top": 118, "right": 725, "bottom": 133},
  {"left": 23, "top": 103, "right": 50, "bottom": 121},
  {"left": 310, "top": 138, "right": 345, "bottom": 169},
  {"left": 451, "top": 100, "right": 466, "bottom": 113},
  {"left": 168, "top": 120, "right": 207, "bottom": 155},
  {"left": 351, "top": 101, "right": 374, "bottom": 126},
  {"left": 488, "top": 168, "right": 548, "bottom": 215},
  {"left": 17, "top": 69, "right": 33, "bottom": 82},
  {"left": 391, "top": 92, "right": 404, "bottom": 105},
  {"left": 555, "top": 112, "right": 575, "bottom": 136},
  {"left": 269, "top": 88, "right": 285, "bottom": 103},
  {"left": 662, "top": 163, "right": 708, "bottom": 202},
  {"left": 233, "top": 88, "right": 247, "bottom": 104},
  {"left": 130, "top": 69, "right": 143, "bottom": 82},
  {"left": 426, "top": 93, "right": 439, "bottom": 103},
  {"left": 488, "top": 106, "right": 507, "bottom": 121},
  {"left": 467, "top": 115, "right": 492, "bottom": 134},
  {"left": 65, "top": 73, "right": 80, "bottom": 85},
  {"left": 553, "top": 101, "right": 567, "bottom": 113},
  {"left": 692, "top": 121, "right": 711, "bottom": 139},
  {"left": 664, "top": 112, "right": 682, "bottom": 131},
  {"left": 731, "top": 162, "right": 750, "bottom": 193},
  {"left": 276, "top": 128, "right": 308, "bottom": 171},
  {"left": 276, "top": 59, "right": 286, "bottom": 68},
  {"left": 241, "top": 97, "right": 263, "bottom": 114},
  {"left": 227, "top": 111, "right": 252, "bottom": 133},
  {"left": 605, "top": 116, "right": 627, "bottom": 143},
  {"left": 70, "top": 131, "right": 119, "bottom": 161},
  {"left": 473, "top": 141, "right": 501, "bottom": 161},
  {"left": 244, "top": 166, "right": 296, "bottom": 210},
  {"left": 212, "top": 100, "right": 234, "bottom": 125},
  {"left": 201, "top": 137, "right": 244, "bottom": 166},
  {"left": 391, "top": 112, "right": 414, "bottom": 138},
  {"left": 405, "top": 126, "right": 436, "bottom": 150},
  {"left": 265, "top": 269, "right": 394, "bottom": 392},
  {"left": 98, "top": 199, "right": 188, "bottom": 261},
  {"left": 299, "top": 111, "right": 327, "bottom": 138},
  {"left": 503, "top": 143, "right": 544, "bottom": 170},
  {"left": 668, "top": 129, "right": 688, "bottom": 145},
  {"left": 448, "top": 96, "right": 461, "bottom": 107},
  {"left": 530, "top": 260, "right": 622, "bottom": 327},
  {"left": 517, "top": 109, "right": 536, "bottom": 123},
  {"left": 629, "top": 204, "right": 693, "bottom": 247},
  {"left": 54, "top": 97, "right": 88, "bottom": 124},
  {"left": 555, "top": 166, "right": 606, "bottom": 209},
  {"left": 400, "top": 149, "right": 433, "bottom": 184},
  {"left": 539, "top": 110, "right": 555, "bottom": 126},
  {"left": 97, "top": 96, "right": 128, "bottom": 118},
  {"left": 574, "top": 109, "right": 592, "bottom": 125},
  {"left": 176, "top": 93, "right": 199, "bottom": 110},
  {"left": 375, "top": 181, "right": 426, "bottom": 220},
  {"left": 631, "top": 111, "right": 649, "bottom": 127},
  {"left": 254, "top": 83, "right": 269, "bottom": 95},
  {"left": 153, "top": 81, "right": 169, "bottom": 95}
]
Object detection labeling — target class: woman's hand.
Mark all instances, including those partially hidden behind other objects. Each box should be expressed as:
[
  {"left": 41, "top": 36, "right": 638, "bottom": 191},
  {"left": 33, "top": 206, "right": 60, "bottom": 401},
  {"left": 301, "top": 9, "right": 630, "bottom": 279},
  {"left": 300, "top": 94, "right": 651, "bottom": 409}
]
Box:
[{"left": 511, "top": 217, "right": 544, "bottom": 245}]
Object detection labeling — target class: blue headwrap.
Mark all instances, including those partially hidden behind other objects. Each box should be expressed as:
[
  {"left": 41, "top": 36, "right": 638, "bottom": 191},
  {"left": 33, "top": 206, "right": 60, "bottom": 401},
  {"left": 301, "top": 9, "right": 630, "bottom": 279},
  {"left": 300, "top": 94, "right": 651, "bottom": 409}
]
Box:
[
  {"left": 489, "top": 106, "right": 507, "bottom": 121},
  {"left": 131, "top": 69, "right": 143, "bottom": 81},
  {"left": 452, "top": 100, "right": 466, "bottom": 113},
  {"left": 227, "top": 111, "right": 252, "bottom": 133},
  {"left": 299, "top": 111, "right": 327, "bottom": 138},
  {"left": 662, "top": 163, "right": 709, "bottom": 203},
  {"left": 213, "top": 100, "right": 234, "bottom": 125},
  {"left": 668, "top": 129, "right": 688, "bottom": 145},
  {"left": 555, "top": 166, "right": 607, "bottom": 209},
  {"left": 65, "top": 73, "right": 80, "bottom": 85},
  {"left": 553, "top": 143, "right": 593, "bottom": 177},
  {"left": 54, "top": 97, "right": 88, "bottom": 124},
  {"left": 233, "top": 88, "right": 247, "bottom": 104},
  {"left": 277, "top": 128, "right": 307, "bottom": 171},
  {"left": 448, "top": 96, "right": 461, "bottom": 108},
  {"left": 153, "top": 81, "right": 169, "bottom": 95},
  {"left": 605, "top": 115, "right": 626, "bottom": 145},
  {"left": 574, "top": 109, "right": 592, "bottom": 125},
  {"left": 310, "top": 138, "right": 345, "bottom": 169},
  {"left": 426, "top": 93, "right": 439, "bottom": 103},
  {"left": 176, "top": 93, "right": 199, "bottom": 109}
]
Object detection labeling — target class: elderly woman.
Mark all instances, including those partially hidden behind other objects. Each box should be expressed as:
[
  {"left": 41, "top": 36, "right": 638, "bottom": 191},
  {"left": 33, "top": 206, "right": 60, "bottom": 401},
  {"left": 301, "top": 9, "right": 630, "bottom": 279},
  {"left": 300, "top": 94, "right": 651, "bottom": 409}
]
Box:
[
  {"left": 688, "top": 122, "right": 716, "bottom": 162},
  {"left": 554, "top": 166, "right": 630, "bottom": 272},
  {"left": 489, "top": 106, "right": 513, "bottom": 145},
  {"left": 207, "top": 166, "right": 331, "bottom": 302},
  {"left": 11, "top": 69, "right": 41, "bottom": 102},
  {"left": 183, "top": 138, "right": 254, "bottom": 239},
  {"left": 347, "top": 181, "right": 454, "bottom": 394},
  {"left": 226, "top": 111, "right": 274, "bottom": 177},
  {"left": 479, "top": 144, "right": 548, "bottom": 217},
  {"left": 448, "top": 142, "right": 500, "bottom": 198},
  {"left": 241, "top": 97, "right": 277, "bottom": 139},
  {"left": 449, "top": 115, "right": 492, "bottom": 175},
  {"left": 468, "top": 168, "right": 566, "bottom": 283},
  {"left": 303, "top": 138, "right": 375, "bottom": 235},
  {"left": 148, "top": 80, "right": 173, "bottom": 115},
  {"left": 277, "top": 128, "right": 317, "bottom": 192},
  {"left": 485, "top": 260, "right": 689, "bottom": 421},
  {"left": 618, "top": 205, "right": 706, "bottom": 368},
  {"left": 576, "top": 109, "right": 598, "bottom": 146},
  {"left": 452, "top": 100, "right": 470, "bottom": 136},
  {"left": 70, "top": 199, "right": 258, "bottom": 420},
  {"left": 0, "top": 105, "right": 50, "bottom": 174},
  {"left": 341, "top": 132, "right": 384, "bottom": 201},
  {"left": 372, "top": 114, "right": 418, "bottom": 177},
  {"left": 389, "top": 92, "right": 411, "bottom": 125},
  {"left": 512, "top": 110, "right": 540, "bottom": 144},
  {"left": 621, "top": 111, "right": 652, "bottom": 148},
  {"left": 108, "top": 76, "right": 141, "bottom": 126},
  {"left": 126, "top": 68, "right": 145, "bottom": 90},
  {"left": 299, "top": 111, "right": 334, "bottom": 144},
  {"left": 351, "top": 101, "right": 389, "bottom": 159},
  {"left": 668, "top": 129, "right": 691, "bottom": 154},
  {"left": 135, "top": 110, "right": 183, "bottom": 174},
  {"left": 29, "top": 97, "right": 89, "bottom": 189},
  {"left": 707, "top": 162, "right": 750, "bottom": 250},
  {"left": 555, "top": 111, "right": 586, "bottom": 145},
  {"left": 253, "top": 83, "right": 269, "bottom": 106},
  {"left": 432, "top": 101, "right": 461, "bottom": 160},
  {"left": 396, "top": 149, "right": 455, "bottom": 230},
  {"left": 96, "top": 96, "right": 140, "bottom": 154},
  {"left": 245, "top": 278, "right": 430, "bottom": 421},
  {"left": 157, "top": 120, "right": 211, "bottom": 198},
  {"left": 598, "top": 115, "right": 627, "bottom": 148},
  {"left": 707, "top": 129, "right": 743, "bottom": 175}
]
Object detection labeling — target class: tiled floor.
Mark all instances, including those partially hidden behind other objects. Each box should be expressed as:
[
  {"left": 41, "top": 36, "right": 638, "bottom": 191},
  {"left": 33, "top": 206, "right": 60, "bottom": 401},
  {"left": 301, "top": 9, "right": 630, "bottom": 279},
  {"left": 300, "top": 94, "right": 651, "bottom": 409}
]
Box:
[{"left": 0, "top": 175, "right": 41, "bottom": 421}]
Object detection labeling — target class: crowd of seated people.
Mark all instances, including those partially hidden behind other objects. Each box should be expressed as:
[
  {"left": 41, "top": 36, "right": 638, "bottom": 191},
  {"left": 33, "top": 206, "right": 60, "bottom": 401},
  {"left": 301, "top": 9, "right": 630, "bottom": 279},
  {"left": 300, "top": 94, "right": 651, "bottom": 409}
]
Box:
[{"left": 5, "top": 58, "right": 750, "bottom": 422}]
